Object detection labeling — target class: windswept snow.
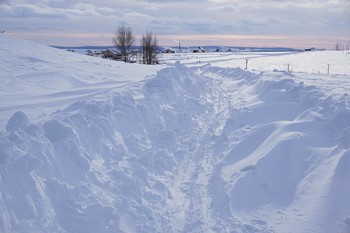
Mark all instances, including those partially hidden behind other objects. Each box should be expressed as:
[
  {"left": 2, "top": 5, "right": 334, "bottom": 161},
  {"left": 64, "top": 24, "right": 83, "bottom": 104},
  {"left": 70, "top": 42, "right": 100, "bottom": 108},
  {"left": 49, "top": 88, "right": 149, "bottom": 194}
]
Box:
[
  {"left": 1, "top": 34, "right": 350, "bottom": 233},
  {"left": 0, "top": 35, "right": 160, "bottom": 130}
]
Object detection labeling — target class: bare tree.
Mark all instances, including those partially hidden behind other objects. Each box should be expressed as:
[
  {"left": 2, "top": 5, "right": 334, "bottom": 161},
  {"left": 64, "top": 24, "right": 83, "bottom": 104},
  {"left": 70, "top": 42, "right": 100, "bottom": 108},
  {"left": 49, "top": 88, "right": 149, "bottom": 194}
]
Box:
[
  {"left": 113, "top": 26, "right": 135, "bottom": 62},
  {"left": 140, "top": 31, "right": 158, "bottom": 65}
]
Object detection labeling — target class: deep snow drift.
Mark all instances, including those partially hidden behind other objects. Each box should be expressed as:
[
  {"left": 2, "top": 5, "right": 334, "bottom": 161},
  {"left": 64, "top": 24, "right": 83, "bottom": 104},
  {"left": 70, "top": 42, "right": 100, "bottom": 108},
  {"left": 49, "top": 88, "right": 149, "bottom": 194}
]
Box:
[{"left": 1, "top": 34, "right": 350, "bottom": 233}]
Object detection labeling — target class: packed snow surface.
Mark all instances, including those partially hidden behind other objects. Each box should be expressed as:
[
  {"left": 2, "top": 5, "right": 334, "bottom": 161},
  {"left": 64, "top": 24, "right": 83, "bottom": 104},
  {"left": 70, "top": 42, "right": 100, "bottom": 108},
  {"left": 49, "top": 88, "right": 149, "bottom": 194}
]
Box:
[{"left": 1, "top": 34, "right": 350, "bottom": 233}]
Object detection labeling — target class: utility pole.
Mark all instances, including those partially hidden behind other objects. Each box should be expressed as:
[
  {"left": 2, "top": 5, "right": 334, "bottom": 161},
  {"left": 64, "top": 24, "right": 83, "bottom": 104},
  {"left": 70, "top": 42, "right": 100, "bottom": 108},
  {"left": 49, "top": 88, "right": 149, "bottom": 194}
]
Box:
[{"left": 174, "top": 40, "right": 181, "bottom": 53}]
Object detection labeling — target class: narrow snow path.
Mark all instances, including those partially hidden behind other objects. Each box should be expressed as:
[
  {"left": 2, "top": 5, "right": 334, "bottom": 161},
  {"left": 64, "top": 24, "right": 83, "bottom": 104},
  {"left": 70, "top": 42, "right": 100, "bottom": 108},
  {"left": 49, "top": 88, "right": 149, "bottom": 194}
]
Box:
[{"left": 160, "top": 65, "right": 271, "bottom": 232}]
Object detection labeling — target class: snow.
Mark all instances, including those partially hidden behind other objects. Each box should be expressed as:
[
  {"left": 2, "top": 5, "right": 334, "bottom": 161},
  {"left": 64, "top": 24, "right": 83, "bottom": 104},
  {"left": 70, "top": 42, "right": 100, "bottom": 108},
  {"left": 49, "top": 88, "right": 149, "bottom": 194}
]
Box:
[{"left": 1, "top": 33, "right": 350, "bottom": 233}]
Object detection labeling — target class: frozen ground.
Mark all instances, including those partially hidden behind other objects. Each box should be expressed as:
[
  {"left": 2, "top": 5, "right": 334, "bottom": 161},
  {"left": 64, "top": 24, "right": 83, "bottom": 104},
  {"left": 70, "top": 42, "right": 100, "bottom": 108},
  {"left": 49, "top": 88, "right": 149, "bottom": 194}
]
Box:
[{"left": 1, "top": 34, "right": 350, "bottom": 233}]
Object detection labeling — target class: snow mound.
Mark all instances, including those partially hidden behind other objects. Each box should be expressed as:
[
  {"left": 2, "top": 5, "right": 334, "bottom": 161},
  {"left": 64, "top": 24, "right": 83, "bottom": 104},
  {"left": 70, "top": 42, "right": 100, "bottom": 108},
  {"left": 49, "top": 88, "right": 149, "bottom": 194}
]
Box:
[{"left": 5, "top": 111, "right": 30, "bottom": 132}]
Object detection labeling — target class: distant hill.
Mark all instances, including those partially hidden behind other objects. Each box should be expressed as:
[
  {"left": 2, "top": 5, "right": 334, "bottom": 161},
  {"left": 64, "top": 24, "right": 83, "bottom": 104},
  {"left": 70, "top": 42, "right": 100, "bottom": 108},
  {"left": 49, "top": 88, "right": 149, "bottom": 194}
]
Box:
[
  {"left": 52, "top": 45, "right": 302, "bottom": 53},
  {"left": 51, "top": 45, "right": 115, "bottom": 50}
]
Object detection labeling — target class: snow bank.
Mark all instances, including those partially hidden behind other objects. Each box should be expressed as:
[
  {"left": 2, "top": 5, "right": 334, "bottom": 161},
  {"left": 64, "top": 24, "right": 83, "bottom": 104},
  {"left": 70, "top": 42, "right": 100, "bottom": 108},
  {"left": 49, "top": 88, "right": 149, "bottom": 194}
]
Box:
[
  {"left": 1, "top": 59, "right": 350, "bottom": 232},
  {"left": 0, "top": 34, "right": 160, "bottom": 130}
]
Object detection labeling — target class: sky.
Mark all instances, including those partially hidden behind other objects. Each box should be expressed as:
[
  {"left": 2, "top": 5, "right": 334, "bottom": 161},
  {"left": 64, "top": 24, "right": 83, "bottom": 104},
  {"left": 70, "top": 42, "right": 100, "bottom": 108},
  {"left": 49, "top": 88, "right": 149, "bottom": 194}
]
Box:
[{"left": 1, "top": 0, "right": 349, "bottom": 49}]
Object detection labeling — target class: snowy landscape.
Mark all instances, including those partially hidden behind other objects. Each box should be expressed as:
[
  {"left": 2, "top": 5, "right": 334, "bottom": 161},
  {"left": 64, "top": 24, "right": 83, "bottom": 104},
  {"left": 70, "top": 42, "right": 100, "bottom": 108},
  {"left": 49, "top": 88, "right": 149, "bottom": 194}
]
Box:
[{"left": 1, "top": 33, "right": 350, "bottom": 233}]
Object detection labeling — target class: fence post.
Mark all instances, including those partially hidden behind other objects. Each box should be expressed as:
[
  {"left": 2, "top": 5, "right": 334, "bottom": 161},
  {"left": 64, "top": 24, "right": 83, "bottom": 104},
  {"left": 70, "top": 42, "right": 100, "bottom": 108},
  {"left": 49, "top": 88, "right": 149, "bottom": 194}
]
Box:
[
  {"left": 327, "top": 64, "right": 330, "bottom": 75},
  {"left": 245, "top": 58, "right": 249, "bottom": 70}
]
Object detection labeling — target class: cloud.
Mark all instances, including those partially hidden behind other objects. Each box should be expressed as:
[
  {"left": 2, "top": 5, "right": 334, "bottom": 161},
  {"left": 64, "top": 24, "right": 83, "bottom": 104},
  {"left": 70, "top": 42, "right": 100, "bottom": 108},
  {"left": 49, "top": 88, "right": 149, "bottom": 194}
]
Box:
[
  {"left": 1, "top": 0, "right": 349, "bottom": 47},
  {"left": 207, "top": 0, "right": 343, "bottom": 11},
  {"left": 340, "top": 0, "right": 350, "bottom": 15},
  {"left": 137, "top": 0, "right": 205, "bottom": 2},
  {"left": 0, "top": 1, "right": 120, "bottom": 19},
  {"left": 147, "top": 15, "right": 239, "bottom": 36},
  {"left": 1, "top": 4, "right": 67, "bottom": 18}
]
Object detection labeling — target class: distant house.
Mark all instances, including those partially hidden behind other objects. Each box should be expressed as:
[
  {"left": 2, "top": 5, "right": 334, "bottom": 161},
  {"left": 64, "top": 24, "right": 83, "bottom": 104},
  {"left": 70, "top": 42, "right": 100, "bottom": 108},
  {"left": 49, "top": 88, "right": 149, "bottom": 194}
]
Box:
[
  {"left": 101, "top": 49, "right": 123, "bottom": 60},
  {"left": 86, "top": 49, "right": 97, "bottom": 56},
  {"left": 162, "top": 48, "right": 175, "bottom": 53},
  {"left": 86, "top": 49, "right": 105, "bottom": 57},
  {"left": 192, "top": 47, "right": 205, "bottom": 53},
  {"left": 304, "top": 47, "right": 315, "bottom": 52},
  {"left": 129, "top": 51, "right": 141, "bottom": 63}
]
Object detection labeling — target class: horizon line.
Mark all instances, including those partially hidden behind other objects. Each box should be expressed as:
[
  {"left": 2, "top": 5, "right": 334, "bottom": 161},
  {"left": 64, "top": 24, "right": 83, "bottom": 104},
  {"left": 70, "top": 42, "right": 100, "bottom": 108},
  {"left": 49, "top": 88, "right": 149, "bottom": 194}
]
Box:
[
  {"left": 8, "top": 31, "right": 349, "bottom": 50},
  {"left": 51, "top": 44, "right": 303, "bottom": 49}
]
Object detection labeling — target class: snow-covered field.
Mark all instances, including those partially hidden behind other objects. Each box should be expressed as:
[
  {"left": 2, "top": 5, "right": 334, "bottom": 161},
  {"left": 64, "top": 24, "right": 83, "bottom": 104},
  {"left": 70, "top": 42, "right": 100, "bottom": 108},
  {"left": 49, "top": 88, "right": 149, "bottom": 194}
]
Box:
[{"left": 1, "top": 34, "right": 350, "bottom": 233}]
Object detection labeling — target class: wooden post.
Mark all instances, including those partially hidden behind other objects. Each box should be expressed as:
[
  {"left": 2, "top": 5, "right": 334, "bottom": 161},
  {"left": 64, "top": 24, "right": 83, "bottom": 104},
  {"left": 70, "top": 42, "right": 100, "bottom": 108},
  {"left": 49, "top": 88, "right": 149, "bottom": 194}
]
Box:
[
  {"left": 327, "top": 64, "right": 330, "bottom": 75},
  {"left": 245, "top": 58, "right": 249, "bottom": 70}
]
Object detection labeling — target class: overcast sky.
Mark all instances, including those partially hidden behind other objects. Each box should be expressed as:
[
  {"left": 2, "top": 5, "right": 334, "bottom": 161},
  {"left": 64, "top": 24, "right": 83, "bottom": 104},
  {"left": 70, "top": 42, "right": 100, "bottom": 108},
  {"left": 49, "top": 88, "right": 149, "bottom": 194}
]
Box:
[{"left": 1, "top": 0, "right": 349, "bottom": 48}]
